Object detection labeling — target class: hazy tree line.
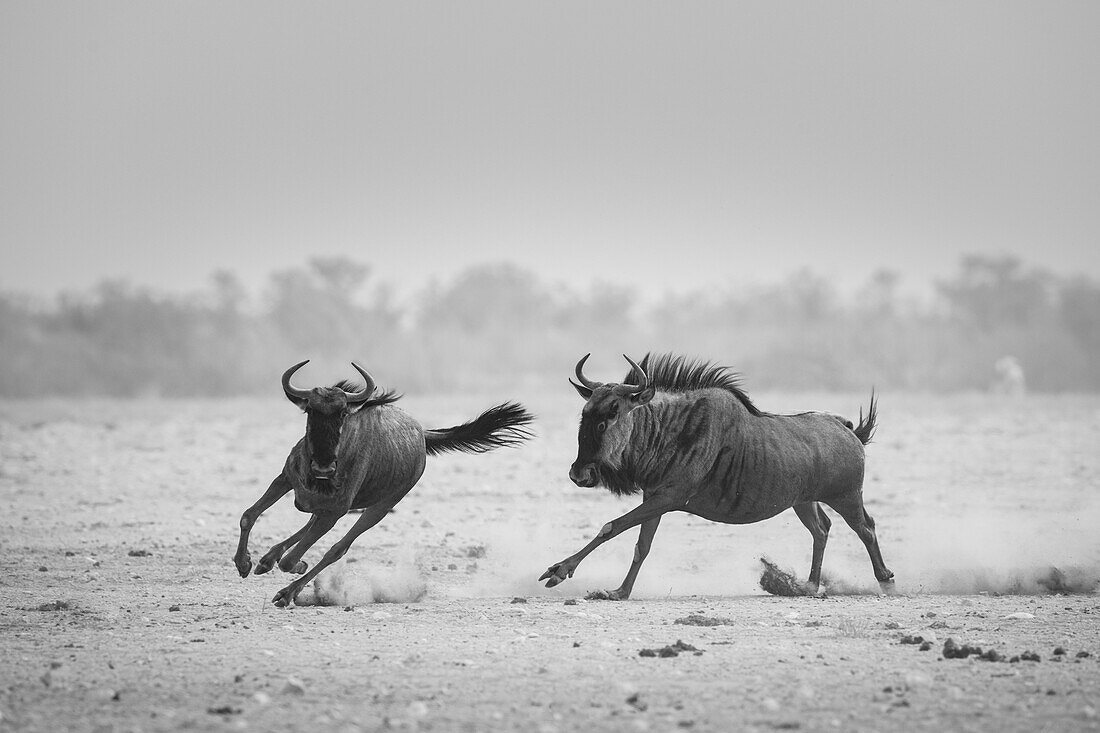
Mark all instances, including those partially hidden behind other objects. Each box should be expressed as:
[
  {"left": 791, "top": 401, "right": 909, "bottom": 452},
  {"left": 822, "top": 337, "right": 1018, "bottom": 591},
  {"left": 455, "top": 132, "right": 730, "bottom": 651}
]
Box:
[{"left": 1, "top": 254, "right": 1098, "bottom": 397}]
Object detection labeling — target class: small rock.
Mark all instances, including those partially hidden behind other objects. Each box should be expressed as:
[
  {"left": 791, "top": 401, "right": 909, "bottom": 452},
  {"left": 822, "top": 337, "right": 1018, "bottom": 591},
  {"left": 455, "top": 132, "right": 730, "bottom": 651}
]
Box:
[
  {"left": 1076, "top": 650, "right": 1091, "bottom": 658},
  {"left": 626, "top": 693, "right": 647, "bottom": 711},
  {"left": 253, "top": 692, "right": 271, "bottom": 705},
  {"left": 919, "top": 641, "right": 933, "bottom": 651},
  {"left": 127, "top": 549, "right": 152, "bottom": 557},
  {"left": 282, "top": 676, "right": 306, "bottom": 695},
  {"left": 563, "top": 599, "right": 578, "bottom": 606},
  {"left": 1020, "top": 651, "right": 1041, "bottom": 662},
  {"left": 1053, "top": 646, "right": 1066, "bottom": 656},
  {"left": 884, "top": 621, "right": 900, "bottom": 629},
  {"left": 168, "top": 605, "right": 181, "bottom": 612},
  {"left": 37, "top": 566, "right": 48, "bottom": 572},
  {"left": 207, "top": 706, "right": 241, "bottom": 716},
  {"left": 510, "top": 597, "right": 527, "bottom": 604},
  {"left": 1003, "top": 612, "right": 1035, "bottom": 620}
]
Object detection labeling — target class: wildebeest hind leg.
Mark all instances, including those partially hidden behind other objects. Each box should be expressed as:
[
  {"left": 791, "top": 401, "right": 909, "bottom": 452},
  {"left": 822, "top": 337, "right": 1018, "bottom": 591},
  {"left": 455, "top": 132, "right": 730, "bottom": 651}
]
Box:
[
  {"left": 588, "top": 516, "right": 662, "bottom": 601},
  {"left": 793, "top": 502, "right": 831, "bottom": 591},
  {"left": 272, "top": 504, "right": 392, "bottom": 608},
  {"left": 234, "top": 474, "right": 291, "bottom": 578},
  {"left": 826, "top": 496, "right": 894, "bottom": 589}
]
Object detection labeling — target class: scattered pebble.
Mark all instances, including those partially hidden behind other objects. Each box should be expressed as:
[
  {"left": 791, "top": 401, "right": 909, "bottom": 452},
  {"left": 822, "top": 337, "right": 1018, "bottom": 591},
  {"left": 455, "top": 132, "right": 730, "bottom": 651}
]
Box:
[
  {"left": 168, "top": 605, "right": 181, "bottom": 612},
  {"left": 1076, "top": 650, "right": 1091, "bottom": 658},
  {"left": 626, "top": 693, "right": 647, "bottom": 711},
  {"left": 282, "top": 676, "right": 306, "bottom": 695},
  {"left": 510, "top": 597, "right": 527, "bottom": 604},
  {"left": 884, "top": 621, "right": 900, "bottom": 630},
  {"left": 1003, "top": 612, "right": 1035, "bottom": 620},
  {"left": 563, "top": 599, "right": 577, "bottom": 606},
  {"left": 207, "top": 706, "right": 241, "bottom": 716},
  {"left": 127, "top": 549, "right": 152, "bottom": 557},
  {"left": 1053, "top": 646, "right": 1066, "bottom": 656}
]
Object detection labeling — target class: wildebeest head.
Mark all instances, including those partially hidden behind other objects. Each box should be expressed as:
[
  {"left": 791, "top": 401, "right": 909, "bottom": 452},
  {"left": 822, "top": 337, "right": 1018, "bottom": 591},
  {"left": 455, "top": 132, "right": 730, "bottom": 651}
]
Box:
[
  {"left": 281, "top": 360, "right": 376, "bottom": 483},
  {"left": 568, "top": 353, "right": 655, "bottom": 488}
]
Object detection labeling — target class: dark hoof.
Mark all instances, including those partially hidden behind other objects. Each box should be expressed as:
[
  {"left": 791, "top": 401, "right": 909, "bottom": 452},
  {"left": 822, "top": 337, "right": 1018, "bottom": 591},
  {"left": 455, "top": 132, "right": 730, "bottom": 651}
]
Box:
[
  {"left": 271, "top": 586, "right": 298, "bottom": 608},
  {"left": 279, "top": 559, "right": 308, "bottom": 574},
  {"left": 234, "top": 554, "right": 252, "bottom": 578},
  {"left": 539, "top": 562, "right": 574, "bottom": 588},
  {"left": 254, "top": 558, "right": 275, "bottom": 575}
]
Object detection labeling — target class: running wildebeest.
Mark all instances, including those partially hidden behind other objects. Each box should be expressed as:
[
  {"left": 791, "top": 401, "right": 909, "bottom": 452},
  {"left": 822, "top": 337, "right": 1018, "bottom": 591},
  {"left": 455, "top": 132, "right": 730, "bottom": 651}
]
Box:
[
  {"left": 539, "top": 352, "right": 891, "bottom": 599},
  {"left": 235, "top": 360, "right": 534, "bottom": 607}
]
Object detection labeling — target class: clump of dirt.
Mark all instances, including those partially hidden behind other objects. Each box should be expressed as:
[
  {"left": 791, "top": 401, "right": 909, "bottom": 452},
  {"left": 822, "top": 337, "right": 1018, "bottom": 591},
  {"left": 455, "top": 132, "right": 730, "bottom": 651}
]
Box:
[
  {"left": 31, "top": 601, "right": 72, "bottom": 612},
  {"left": 674, "top": 614, "right": 734, "bottom": 627},
  {"left": 942, "top": 638, "right": 1003, "bottom": 661},
  {"left": 639, "top": 640, "right": 702, "bottom": 658},
  {"left": 759, "top": 557, "right": 812, "bottom": 597}
]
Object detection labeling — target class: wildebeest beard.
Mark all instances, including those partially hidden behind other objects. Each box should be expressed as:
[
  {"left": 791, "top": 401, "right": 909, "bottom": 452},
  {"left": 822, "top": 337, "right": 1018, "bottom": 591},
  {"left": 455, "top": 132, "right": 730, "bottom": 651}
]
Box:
[{"left": 593, "top": 461, "right": 642, "bottom": 496}]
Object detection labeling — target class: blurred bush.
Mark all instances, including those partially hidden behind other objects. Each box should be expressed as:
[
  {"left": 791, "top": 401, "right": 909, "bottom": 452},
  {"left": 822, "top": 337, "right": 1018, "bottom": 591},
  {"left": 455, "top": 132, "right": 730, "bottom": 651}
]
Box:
[{"left": 1, "top": 254, "right": 1097, "bottom": 396}]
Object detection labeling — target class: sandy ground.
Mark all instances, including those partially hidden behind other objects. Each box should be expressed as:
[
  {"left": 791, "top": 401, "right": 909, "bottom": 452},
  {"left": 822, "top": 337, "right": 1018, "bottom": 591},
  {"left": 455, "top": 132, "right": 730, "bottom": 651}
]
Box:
[{"left": 1, "top": 390, "right": 1099, "bottom": 732}]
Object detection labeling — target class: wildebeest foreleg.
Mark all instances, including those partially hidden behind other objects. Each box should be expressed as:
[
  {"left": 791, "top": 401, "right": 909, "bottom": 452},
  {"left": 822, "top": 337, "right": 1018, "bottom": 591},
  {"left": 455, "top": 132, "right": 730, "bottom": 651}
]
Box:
[
  {"left": 793, "top": 501, "right": 831, "bottom": 591},
  {"left": 540, "top": 499, "right": 674, "bottom": 590},
  {"left": 233, "top": 474, "right": 292, "bottom": 578},
  {"left": 825, "top": 496, "right": 894, "bottom": 589},
  {"left": 254, "top": 515, "right": 322, "bottom": 576},
  {"left": 587, "top": 516, "right": 662, "bottom": 601},
  {"left": 271, "top": 504, "right": 393, "bottom": 608},
  {"left": 273, "top": 511, "right": 344, "bottom": 574}
]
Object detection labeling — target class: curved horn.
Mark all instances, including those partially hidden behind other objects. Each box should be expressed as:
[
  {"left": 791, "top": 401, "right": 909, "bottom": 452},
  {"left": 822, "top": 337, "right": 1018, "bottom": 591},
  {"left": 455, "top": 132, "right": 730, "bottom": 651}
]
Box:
[
  {"left": 281, "top": 360, "right": 312, "bottom": 402},
  {"left": 344, "top": 362, "right": 377, "bottom": 404},
  {"left": 574, "top": 353, "right": 602, "bottom": 391},
  {"left": 622, "top": 354, "right": 649, "bottom": 393}
]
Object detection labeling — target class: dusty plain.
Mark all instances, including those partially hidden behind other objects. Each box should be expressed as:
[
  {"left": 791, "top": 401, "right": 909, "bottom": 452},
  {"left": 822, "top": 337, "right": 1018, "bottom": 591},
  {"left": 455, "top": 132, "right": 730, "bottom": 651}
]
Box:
[{"left": 1, "top": 390, "right": 1098, "bottom": 732}]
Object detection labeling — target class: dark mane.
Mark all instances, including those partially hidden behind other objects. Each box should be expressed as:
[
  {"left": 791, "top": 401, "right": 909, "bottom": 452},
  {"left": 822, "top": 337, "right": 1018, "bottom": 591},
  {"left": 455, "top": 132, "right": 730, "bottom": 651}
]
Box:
[
  {"left": 331, "top": 380, "right": 402, "bottom": 408},
  {"left": 624, "top": 352, "right": 763, "bottom": 417}
]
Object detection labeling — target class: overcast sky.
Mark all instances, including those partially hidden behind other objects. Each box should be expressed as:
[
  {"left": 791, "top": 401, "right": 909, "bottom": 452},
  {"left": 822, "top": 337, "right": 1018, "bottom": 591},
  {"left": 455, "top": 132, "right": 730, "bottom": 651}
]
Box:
[{"left": 2, "top": 2, "right": 1098, "bottom": 302}]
